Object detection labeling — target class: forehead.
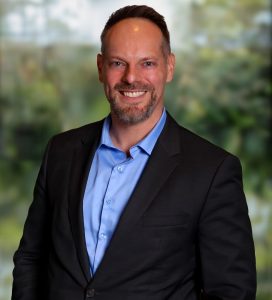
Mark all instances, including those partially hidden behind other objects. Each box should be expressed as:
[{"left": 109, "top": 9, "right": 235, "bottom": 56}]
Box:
[{"left": 103, "top": 18, "right": 164, "bottom": 56}]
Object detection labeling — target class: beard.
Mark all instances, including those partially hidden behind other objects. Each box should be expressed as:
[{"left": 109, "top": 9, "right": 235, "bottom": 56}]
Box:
[{"left": 108, "top": 82, "right": 158, "bottom": 125}]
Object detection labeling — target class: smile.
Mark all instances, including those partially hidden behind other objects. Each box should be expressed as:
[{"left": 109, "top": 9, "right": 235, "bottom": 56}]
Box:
[{"left": 122, "top": 91, "right": 146, "bottom": 98}]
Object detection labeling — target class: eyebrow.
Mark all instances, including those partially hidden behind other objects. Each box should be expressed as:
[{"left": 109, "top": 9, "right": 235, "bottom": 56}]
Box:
[
  {"left": 140, "top": 57, "right": 158, "bottom": 62},
  {"left": 107, "top": 56, "right": 126, "bottom": 61},
  {"left": 107, "top": 56, "right": 158, "bottom": 62}
]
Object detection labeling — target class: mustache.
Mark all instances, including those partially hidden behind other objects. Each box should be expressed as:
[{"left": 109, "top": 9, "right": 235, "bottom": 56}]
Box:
[{"left": 114, "top": 82, "right": 153, "bottom": 92}]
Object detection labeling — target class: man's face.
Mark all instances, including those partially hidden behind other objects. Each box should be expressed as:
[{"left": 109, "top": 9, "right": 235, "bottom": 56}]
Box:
[{"left": 97, "top": 18, "right": 175, "bottom": 125}]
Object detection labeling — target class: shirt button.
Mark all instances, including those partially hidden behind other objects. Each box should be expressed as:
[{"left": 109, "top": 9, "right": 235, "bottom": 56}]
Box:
[
  {"left": 117, "top": 165, "right": 123, "bottom": 173},
  {"left": 99, "top": 233, "right": 106, "bottom": 240},
  {"left": 86, "top": 288, "right": 95, "bottom": 298}
]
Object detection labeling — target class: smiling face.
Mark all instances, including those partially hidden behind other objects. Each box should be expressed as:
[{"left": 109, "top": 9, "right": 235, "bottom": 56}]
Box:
[{"left": 97, "top": 18, "right": 175, "bottom": 125}]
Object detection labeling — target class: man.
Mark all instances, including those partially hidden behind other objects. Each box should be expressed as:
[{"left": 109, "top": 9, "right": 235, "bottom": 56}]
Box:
[{"left": 12, "top": 5, "right": 256, "bottom": 300}]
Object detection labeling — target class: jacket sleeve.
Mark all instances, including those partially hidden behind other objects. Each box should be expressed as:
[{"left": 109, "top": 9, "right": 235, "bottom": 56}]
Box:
[
  {"left": 12, "top": 139, "right": 52, "bottom": 300},
  {"left": 199, "top": 155, "right": 256, "bottom": 300}
]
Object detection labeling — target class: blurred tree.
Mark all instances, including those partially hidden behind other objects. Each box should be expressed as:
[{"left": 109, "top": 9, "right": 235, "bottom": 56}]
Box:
[{"left": 167, "top": 0, "right": 271, "bottom": 198}]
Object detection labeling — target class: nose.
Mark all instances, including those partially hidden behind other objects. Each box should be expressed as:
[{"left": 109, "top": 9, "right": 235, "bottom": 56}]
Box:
[{"left": 122, "top": 65, "right": 139, "bottom": 84}]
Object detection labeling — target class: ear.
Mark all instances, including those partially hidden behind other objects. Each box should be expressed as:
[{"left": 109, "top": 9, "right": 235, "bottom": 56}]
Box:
[
  {"left": 97, "top": 53, "right": 104, "bottom": 82},
  {"left": 166, "top": 53, "right": 175, "bottom": 83}
]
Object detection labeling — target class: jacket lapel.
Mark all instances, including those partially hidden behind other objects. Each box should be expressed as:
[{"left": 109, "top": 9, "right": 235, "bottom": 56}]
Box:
[
  {"left": 68, "top": 121, "right": 103, "bottom": 282},
  {"left": 94, "top": 113, "right": 182, "bottom": 277}
]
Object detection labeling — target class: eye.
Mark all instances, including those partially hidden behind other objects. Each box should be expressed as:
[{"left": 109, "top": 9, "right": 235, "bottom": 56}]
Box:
[
  {"left": 110, "top": 61, "right": 125, "bottom": 68},
  {"left": 143, "top": 61, "right": 156, "bottom": 68}
]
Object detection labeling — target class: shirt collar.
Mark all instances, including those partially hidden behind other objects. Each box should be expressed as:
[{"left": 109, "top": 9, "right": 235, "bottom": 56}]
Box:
[
  {"left": 136, "top": 108, "right": 166, "bottom": 155},
  {"left": 99, "top": 108, "right": 167, "bottom": 156}
]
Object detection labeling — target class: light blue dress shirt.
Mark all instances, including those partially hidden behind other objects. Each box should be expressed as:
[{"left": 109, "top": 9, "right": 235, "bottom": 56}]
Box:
[{"left": 83, "top": 109, "right": 166, "bottom": 274}]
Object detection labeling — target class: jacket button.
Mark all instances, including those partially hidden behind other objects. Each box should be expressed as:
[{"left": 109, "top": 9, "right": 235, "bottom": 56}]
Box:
[{"left": 86, "top": 288, "right": 95, "bottom": 298}]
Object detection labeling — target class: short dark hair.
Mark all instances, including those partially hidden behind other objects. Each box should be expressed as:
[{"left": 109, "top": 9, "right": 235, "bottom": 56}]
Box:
[{"left": 100, "top": 5, "right": 171, "bottom": 54}]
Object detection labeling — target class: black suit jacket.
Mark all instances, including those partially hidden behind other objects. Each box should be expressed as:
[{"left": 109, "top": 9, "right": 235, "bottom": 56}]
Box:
[{"left": 12, "top": 113, "right": 256, "bottom": 300}]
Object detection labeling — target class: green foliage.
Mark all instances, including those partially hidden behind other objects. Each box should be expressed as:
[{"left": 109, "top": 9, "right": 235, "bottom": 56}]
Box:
[{"left": 166, "top": 48, "right": 271, "bottom": 198}]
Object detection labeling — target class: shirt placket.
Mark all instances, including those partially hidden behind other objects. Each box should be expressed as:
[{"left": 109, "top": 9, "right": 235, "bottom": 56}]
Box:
[{"left": 93, "top": 157, "right": 127, "bottom": 271}]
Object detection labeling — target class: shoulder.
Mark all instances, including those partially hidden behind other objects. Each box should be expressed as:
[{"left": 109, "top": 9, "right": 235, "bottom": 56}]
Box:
[
  {"left": 46, "top": 119, "right": 104, "bottom": 153},
  {"left": 164, "top": 112, "right": 238, "bottom": 167}
]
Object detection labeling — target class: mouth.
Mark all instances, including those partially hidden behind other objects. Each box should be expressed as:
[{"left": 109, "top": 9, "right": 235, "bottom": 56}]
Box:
[{"left": 120, "top": 91, "right": 146, "bottom": 98}]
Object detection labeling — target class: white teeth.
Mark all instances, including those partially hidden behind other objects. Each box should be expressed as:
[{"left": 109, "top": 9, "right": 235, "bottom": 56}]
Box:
[{"left": 123, "top": 91, "right": 145, "bottom": 98}]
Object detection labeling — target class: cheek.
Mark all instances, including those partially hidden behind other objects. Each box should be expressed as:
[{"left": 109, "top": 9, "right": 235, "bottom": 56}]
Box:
[
  {"left": 147, "top": 68, "right": 167, "bottom": 84},
  {"left": 150, "top": 77, "right": 167, "bottom": 99},
  {"left": 104, "top": 71, "right": 123, "bottom": 87}
]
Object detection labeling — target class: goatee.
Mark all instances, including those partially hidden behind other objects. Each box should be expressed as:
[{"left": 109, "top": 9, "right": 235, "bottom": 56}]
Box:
[{"left": 109, "top": 82, "right": 157, "bottom": 125}]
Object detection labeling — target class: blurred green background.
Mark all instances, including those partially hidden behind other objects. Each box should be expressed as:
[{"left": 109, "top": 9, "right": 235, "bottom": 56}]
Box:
[{"left": 0, "top": 0, "right": 271, "bottom": 299}]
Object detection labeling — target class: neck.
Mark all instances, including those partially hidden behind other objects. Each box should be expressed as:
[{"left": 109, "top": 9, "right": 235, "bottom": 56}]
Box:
[{"left": 109, "top": 108, "right": 164, "bottom": 155}]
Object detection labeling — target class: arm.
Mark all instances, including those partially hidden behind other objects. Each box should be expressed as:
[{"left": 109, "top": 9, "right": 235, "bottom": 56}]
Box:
[
  {"left": 12, "top": 140, "right": 52, "bottom": 300},
  {"left": 199, "top": 155, "right": 256, "bottom": 299}
]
